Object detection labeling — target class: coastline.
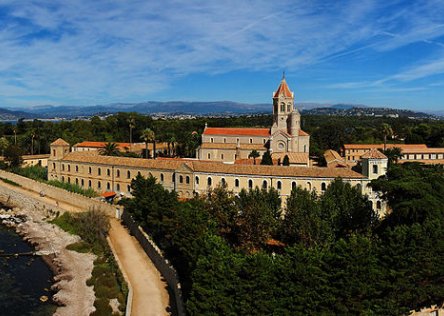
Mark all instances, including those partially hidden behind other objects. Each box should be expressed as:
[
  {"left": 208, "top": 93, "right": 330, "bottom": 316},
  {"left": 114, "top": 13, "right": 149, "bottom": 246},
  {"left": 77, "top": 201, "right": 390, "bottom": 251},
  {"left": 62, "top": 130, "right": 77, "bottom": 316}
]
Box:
[{"left": 0, "top": 197, "right": 96, "bottom": 316}]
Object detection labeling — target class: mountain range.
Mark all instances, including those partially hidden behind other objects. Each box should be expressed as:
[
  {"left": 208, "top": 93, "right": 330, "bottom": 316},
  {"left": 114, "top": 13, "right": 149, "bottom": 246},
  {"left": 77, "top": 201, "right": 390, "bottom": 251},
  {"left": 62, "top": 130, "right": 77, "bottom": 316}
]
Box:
[{"left": 0, "top": 101, "right": 441, "bottom": 120}]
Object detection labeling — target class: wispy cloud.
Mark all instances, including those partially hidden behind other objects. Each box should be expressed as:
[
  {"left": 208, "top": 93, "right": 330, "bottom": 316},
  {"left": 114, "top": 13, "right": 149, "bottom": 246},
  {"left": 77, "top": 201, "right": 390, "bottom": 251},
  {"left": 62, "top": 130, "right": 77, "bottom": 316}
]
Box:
[{"left": 0, "top": 0, "right": 443, "bottom": 107}]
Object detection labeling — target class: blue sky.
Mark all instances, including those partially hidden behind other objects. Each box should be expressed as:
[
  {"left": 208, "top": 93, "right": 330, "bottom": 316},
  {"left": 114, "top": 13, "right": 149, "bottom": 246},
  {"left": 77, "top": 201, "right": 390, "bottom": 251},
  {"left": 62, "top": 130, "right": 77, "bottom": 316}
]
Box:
[{"left": 1, "top": 1, "right": 444, "bottom": 111}]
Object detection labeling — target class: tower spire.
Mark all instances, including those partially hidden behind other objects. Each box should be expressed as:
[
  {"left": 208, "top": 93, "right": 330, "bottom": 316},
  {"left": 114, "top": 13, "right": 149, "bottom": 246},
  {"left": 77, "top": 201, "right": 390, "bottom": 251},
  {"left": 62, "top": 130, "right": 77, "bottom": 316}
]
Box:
[{"left": 282, "top": 71, "right": 286, "bottom": 80}]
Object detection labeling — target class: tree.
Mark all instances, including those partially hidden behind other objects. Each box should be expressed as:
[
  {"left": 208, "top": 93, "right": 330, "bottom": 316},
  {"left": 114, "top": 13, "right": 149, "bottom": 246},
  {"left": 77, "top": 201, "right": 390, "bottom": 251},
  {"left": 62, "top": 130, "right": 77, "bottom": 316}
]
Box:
[
  {"left": 4, "top": 144, "right": 23, "bottom": 168},
  {"left": 282, "top": 154, "right": 290, "bottom": 166},
  {"left": 260, "top": 151, "right": 273, "bottom": 165},
  {"left": 128, "top": 116, "right": 136, "bottom": 149},
  {"left": 381, "top": 123, "right": 393, "bottom": 151},
  {"left": 383, "top": 147, "right": 403, "bottom": 165},
  {"left": 0, "top": 137, "right": 9, "bottom": 156},
  {"left": 99, "top": 142, "right": 119, "bottom": 156},
  {"left": 140, "top": 128, "right": 155, "bottom": 159},
  {"left": 248, "top": 150, "right": 260, "bottom": 165}
]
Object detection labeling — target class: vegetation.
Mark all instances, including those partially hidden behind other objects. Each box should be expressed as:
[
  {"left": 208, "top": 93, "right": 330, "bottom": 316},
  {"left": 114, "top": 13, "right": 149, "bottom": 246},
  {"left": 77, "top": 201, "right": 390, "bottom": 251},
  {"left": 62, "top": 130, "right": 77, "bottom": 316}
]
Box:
[
  {"left": 99, "top": 142, "right": 120, "bottom": 156},
  {"left": 46, "top": 180, "right": 98, "bottom": 197},
  {"left": 123, "top": 167, "right": 444, "bottom": 315},
  {"left": 3, "top": 144, "right": 23, "bottom": 168},
  {"left": 52, "top": 210, "right": 127, "bottom": 315},
  {"left": 260, "top": 151, "right": 273, "bottom": 165},
  {"left": 248, "top": 149, "right": 260, "bottom": 165},
  {"left": 12, "top": 165, "right": 47, "bottom": 181},
  {"left": 0, "top": 177, "right": 20, "bottom": 187},
  {"left": 282, "top": 154, "right": 290, "bottom": 166}
]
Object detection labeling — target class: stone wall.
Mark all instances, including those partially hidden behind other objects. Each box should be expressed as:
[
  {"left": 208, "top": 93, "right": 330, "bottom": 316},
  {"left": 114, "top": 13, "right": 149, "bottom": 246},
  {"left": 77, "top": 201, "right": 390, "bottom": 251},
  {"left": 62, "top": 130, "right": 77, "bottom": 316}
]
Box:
[{"left": 0, "top": 170, "right": 117, "bottom": 217}]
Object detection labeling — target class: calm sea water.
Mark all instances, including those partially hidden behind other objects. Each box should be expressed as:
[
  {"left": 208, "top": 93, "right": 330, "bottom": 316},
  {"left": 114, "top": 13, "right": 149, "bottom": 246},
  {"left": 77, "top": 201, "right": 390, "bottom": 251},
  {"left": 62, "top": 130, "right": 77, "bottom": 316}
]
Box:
[{"left": 0, "top": 224, "right": 57, "bottom": 316}]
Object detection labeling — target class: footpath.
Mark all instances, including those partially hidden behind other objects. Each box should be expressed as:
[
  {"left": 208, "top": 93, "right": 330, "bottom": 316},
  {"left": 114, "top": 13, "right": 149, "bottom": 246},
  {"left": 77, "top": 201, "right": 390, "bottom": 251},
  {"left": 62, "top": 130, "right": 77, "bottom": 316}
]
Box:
[{"left": 0, "top": 177, "right": 170, "bottom": 316}]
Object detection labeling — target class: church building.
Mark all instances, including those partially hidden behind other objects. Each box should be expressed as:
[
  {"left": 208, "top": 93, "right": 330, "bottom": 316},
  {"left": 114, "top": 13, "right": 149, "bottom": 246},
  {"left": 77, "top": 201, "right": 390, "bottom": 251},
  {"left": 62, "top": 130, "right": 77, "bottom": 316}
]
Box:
[{"left": 197, "top": 76, "right": 310, "bottom": 166}]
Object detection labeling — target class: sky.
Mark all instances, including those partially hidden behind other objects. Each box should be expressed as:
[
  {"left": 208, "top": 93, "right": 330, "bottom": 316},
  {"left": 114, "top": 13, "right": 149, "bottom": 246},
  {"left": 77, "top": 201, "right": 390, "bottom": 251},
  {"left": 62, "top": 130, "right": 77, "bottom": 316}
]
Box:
[{"left": 1, "top": 1, "right": 444, "bottom": 112}]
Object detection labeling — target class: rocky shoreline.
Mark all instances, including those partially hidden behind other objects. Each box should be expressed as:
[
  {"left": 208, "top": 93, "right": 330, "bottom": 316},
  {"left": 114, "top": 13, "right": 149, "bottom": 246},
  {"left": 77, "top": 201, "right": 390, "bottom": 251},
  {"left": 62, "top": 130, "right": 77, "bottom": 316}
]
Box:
[{"left": 0, "top": 203, "right": 96, "bottom": 316}]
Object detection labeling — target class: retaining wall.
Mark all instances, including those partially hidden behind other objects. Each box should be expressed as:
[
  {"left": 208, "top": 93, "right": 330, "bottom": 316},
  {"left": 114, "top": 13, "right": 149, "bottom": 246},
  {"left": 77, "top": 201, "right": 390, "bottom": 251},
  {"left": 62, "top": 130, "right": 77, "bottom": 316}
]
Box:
[
  {"left": 0, "top": 170, "right": 116, "bottom": 216},
  {"left": 121, "top": 210, "right": 186, "bottom": 316}
]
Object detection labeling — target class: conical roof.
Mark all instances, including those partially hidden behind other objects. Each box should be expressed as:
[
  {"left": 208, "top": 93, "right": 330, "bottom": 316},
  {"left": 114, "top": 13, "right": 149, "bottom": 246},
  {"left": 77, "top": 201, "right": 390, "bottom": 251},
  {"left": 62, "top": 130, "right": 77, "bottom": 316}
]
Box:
[{"left": 273, "top": 77, "right": 293, "bottom": 98}]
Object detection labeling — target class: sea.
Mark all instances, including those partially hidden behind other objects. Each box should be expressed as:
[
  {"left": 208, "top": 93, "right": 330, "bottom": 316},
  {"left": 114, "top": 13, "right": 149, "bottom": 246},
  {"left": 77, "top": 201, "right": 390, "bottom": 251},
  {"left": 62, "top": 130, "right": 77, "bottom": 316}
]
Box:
[{"left": 0, "top": 224, "right": 57, "bottom": 316}]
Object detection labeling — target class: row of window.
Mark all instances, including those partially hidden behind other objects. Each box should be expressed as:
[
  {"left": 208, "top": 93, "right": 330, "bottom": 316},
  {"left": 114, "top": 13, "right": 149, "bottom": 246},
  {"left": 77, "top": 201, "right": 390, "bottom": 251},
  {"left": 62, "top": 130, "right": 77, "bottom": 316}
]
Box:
[
  {"left": 209, "top": 137, "right": 267, "bottom": 144},
  {"left": 60, "top": 176, "right": 131, "bottom": 192}
]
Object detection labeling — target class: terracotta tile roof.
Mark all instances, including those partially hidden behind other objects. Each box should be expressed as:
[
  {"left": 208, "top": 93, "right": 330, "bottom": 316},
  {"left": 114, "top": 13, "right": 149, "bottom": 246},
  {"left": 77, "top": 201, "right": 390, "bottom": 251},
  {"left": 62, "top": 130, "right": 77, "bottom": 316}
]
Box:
[
  {"left": 22, "top": 154, "right": 50, "bottom": 159},
  {"left": 401, "top": 148, "right": 444, "bottom": 154},
  {"left": 272, "top": 152, "right": 309, "bottom": 164},
  {"left": 273, "top": 78, "right": 293, "bottom": 98},
  {"left": 189, "top": 161, "right": 365, "bottom": 179},
  {"left": 61, "top": 151, "right": 185, "bottom": 170},
  {"left": 324, "top": 149, "right": 344, "bottom": 163},
  {"left": 361, "top": 149, "right": 388, "bottom": 159},
  {"left": 199, "top": 143, "right": 266, "bottom": 150},
  {"left": 203, "top": 127, "right": 270, "bottom": 137},
  {"left": 298, "top": 129, "right": 309, "bottom": 136},
  {"left": 343, "top": 143, "right": 427, "bottom": 150},
  {"left": 51, "top": 138, "right": 70, "bottom": 146}
]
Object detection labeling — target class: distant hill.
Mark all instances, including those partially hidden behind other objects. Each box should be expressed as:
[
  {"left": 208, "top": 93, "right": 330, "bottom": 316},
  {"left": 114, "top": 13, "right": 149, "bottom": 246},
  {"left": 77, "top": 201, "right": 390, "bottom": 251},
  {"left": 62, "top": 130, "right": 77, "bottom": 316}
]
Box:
[{"left": 0, "top": 101, "right": 441, "bottom": 120}]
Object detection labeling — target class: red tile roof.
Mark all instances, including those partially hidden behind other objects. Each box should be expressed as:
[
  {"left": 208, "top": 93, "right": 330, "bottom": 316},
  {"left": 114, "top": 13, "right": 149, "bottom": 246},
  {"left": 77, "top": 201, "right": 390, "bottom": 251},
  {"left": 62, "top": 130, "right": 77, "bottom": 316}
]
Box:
[
  {"left": 361, "top": 149, "right": 387, "bottom": 159},
  {"left": 273, "top": 78, "right": 293, "bottom": 98},
  {"left": 73, "top": 141, "right": 133, "bottom": 149},
  {"left": 343, "top": 143, "right": 427, "bottom": 150},
  {"left": 51, "top": 138, "right": 70, "bottom": 146},
  {"left": 298, "top": 130, "right": 309, "bottom": 136},
  {"left": 203, "top": 127, "right": 270, "bottom": 137}
]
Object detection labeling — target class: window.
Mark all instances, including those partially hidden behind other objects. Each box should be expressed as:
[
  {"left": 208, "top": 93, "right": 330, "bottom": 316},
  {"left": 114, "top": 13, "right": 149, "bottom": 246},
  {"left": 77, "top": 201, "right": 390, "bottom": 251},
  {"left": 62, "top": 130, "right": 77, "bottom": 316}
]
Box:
[
  {"left": 75, "top": 178, "right": 79, "bottom": 185},
  {"left": 160, "top": 173, "right": 164, "bottom": 182},
  {"left": 127, "top": 185, "right": 131, "bottom": 192},
  {"left": 68, "top": 165, "right": 70, "bottom": 172},
  {"left": 88, "top": 167, "right": 92, "bottom": 174},
  {"left": 221, "top": 154, "right": 224, "bottom": 160},
  {"left": 98, "top": 181, "right": 101, "bottom": 189},
  {"left": 210, "top": 138, "right": 214, "bottom": 143},
  {"left": 179, "top": 175, "right": 183, "bottom": 183},
  {"left": 207, "top": 153, "right": 211, "bottom": 159},
  {"left": 373, "top": 165, "right": 378, "bottom": 174},
  {"left": 207, "top": 177, "right": 212, "bottom": 186},
  {"left": 186, "top": 176, "right": 190, "bottom": 184},
  {"left": 277, "top": 181, "right": 282, "bottom": 190},
  {"left": 304, "top": 145, "right": 307, "bottom": 152},
  {"left": 223, "top": 138, "right": 226, "bottom": 143},
  {"left": 195, "top": 176, "right": 200, "bottom": 185},
  {"left": 107, "top": 169, "right": 111, "bottom": 176},
  {"left": 75, "top": 165, "right": 79, "bottom": 172},
  {"left": 62, "top": 164, "right": 65, "bottom": 171},
  {"left": 88, "top": 180, "right": 91, "bottom": 188},
  {"left": 116, "top": 184, "right": 120, "bottom": 191},
  {"left": 280, "top": 102, "right": 285, "bottom": 112},
  {"left": 235, "top": 179, "right": 239, "bottom": 188},
  {"left": 263, "top": 139, "right": 266, "bottom": 144},
  {"left": 307, "top": 182, "right": 312, "bottom": 191},
  {"left": 262, "top": 180, "right": 267, "bottom": 189},
  {"left": 98, "top": 168, "right": 101, "bottom": 176},
  {"left": 321, "top": 182, "right": 326, "bottom": 191},
  {"left": 221, "top": 178, "right": 226, "bottom": 186},
  {"left": 248, "top": 179, "right": 253, "bottom": 189},
  {"left": 81, "top": 179, "right": 84, "bottom": 186},
  {"left": 52, "top": 163, "right": 56, "bottom": 170},
  {"left": 107, "top": 182, "right": 110, "bottom": 190},
  {"left": 116, "top": 170, "right": 120, "bottom": 178},
  {"left": 67, "top": 177, "right": 71, "bottom": 184},
  {"left": 287, "top": 103, "right": 291, "bottom": 112},
  {"left": 52, "top": 149, "right": 56, "bottom": 156},
  {"left": 172, "top": 174, "right": 175, "bottom": 182},
  {"left": 61, "top": 176, "right": 65, "bottom": 182},
  {"left": 127, "top": 171, "right": 131, "bottom": 179},
  {"left": 292, "top": 181, "right": 296, "bottom": 190},
  {"left": 249, "top": 138, "right": 253, "bottom": 144}
]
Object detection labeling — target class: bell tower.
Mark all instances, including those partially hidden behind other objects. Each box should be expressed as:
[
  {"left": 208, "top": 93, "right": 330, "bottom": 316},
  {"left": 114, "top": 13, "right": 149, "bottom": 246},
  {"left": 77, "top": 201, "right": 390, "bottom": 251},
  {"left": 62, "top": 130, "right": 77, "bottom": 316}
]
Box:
[{"left": 271, "top": 73, "right": 294, "bottom": 135}]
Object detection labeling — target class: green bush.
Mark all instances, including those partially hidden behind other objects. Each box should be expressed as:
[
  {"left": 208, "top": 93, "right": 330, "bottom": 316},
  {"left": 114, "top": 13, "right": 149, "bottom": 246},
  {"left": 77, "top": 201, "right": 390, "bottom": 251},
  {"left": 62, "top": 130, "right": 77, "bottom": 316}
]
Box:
[
  {"left": 46, "top": 180, "right": 98, "bottom": 197},
  {"left": 13, "top": 165, "right": 47, "bottom": 181}
]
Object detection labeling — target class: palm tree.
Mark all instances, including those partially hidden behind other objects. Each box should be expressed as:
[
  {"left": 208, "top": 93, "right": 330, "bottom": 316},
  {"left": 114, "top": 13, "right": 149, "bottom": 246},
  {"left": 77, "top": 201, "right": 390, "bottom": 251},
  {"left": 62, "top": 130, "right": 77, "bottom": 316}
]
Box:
[
  {"left": 248, "top": 150, "right": 260, "bottom": 165},
  {"left": 100, "top": 142, "right": 119, "bottom": 156},
  {"left": 140, "top": 128, "right": 155, "bottom": 159},
  {"left": 128, "top": 117, "right": 136, "bottom": 150},
  {"left": 382, "top": 123, "right": 393, "bottom": 151},
  {"left": 383, "top": 147, "right": 403, "bottom": 165},
  {"left": 30, "top": 129, "right": 36, "bottom": 155},
  {"left": 13, "top": 127, "right": 17, "bottom": 145}
]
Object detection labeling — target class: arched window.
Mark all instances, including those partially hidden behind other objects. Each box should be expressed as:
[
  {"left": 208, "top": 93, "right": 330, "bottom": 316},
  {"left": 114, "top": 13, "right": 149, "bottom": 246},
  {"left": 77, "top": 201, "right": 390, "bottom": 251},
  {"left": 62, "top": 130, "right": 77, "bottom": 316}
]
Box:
[
  {"left": 116, "top": 184, "right": 120, "bottom": 191},
  {"left": 307, "top": 182, "right": 312, "bottom": 191},
  {"left": 287, "top": 103, "right": 291, "bottom": 112},
  {"left": 62, "top": 164, "right": 65, "bottom": 171},
  {"left": 88, "top": 167, "right": 92, "bottom": 174},
  {"left": 81, "top": 179, "right": 84, "bottom": 186},
  {"left": 195, "top": 176, "right": 200, "bottom": 185},
  {"left": 262, "top": 180, "right": 267, "bottom": 189},
  {"left": 98, "top": 181, "right": 101, "bottom": 189},
  {"left": 107, "top": 182, "right": 110, "bottom": 190},
  {"left": 160, "top": 173, "right": 164, "bottom": 182},
  {"left": 68, "top": 165, "right": 70, "bottom": 172},
  {"left": 52, "top": 163, "right": 56, "bottom": 170},
  {"left": 207, "top": 153, "right": 211, "bottom": 159},
  {"left": 221, "top": 154, "right": 224, "bottom": 160},
  {"left": 249, "top": 138, "right": 253, "bottom": 144},
  {"left": 221, "top": 178, "right": 226, "bottom": 186},
  {"left": 75, "top": 165, "right": 79, "bottom": 172},
  {"left": 137, "top": 171, "right": 141, "bottom": 176},
  {"left": 67, "top": 177, "right": 71, "bottom": 184},
  {"left": 61, "top": 176, "right": 65, "bottom": 182},
  {"left": 280, "top": 102, "right": 285, "bottom": 112},
  {"left": 179, "top": 175, "right": 183, "bottom": 183},
  {"left": 107, "top": 169, "right": 111, "bottom": 176},
  {"left": 292, "top": 181, "right": 297, "bottom": 190},
  {"left": 223, "top": 138, "right": 227, "bottom": 143},
  {"left": 127, "top": 185, "right": 131, "bottom": 192},
  {"left": 75, "top": 178, "right": 78, "bottom": 185},
  {"left": 277, "top": 181, "right": 282, "bottom": 190},
  {"left": 98, "top": 168, "right": 101, "bottom": 176},
  {"left": 127, "top": 171, "right": 131, "bottom": 179},
  {"left": 321, "top": 182, "right": 327, "bottom": 191},
  {"left": 235, "top": 179, "right": 239, "bottom": 188},
  {"left": 210, "top": 138, "right": 214, "bottom": 143},
  {"left": 88, "top": 180, "right": 91, "bottom": 188},
  {"left": 207, "top": 177, "right": 212, "bottom": 186},
  {"left": 248, "top": 179, "right": 253, "bottom": 189},
  {"left": 186, "top": 176, "right": 190, "bottom": 184},
  {"left": 116, "top": 169, "right": 120, "bottom": 178}
]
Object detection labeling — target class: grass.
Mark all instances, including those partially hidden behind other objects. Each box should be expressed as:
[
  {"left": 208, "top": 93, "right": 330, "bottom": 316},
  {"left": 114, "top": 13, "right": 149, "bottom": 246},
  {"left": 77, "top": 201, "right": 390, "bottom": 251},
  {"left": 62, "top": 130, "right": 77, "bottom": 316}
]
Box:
[
  {"left": 51, "top": 211, "right": 127, "bottom": 315},
  {"left": 0, "top": 177, "right": 21, "bottom": 187}
]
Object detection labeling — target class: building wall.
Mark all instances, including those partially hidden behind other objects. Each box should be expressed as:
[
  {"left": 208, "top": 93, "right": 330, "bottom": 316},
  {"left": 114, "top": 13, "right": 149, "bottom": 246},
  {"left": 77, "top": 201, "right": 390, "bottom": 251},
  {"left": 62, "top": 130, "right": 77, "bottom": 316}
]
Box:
[
  {"left": 198, "top": 147, "right": 267, "bottom": 162},
  {"left": 201, "top": 135, "right": 268, "bottom": 145}
]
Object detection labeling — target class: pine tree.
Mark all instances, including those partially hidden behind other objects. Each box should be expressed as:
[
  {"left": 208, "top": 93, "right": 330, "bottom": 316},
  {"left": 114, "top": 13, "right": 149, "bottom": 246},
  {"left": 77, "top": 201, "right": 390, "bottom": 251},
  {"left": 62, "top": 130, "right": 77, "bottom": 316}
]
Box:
[{"left": 260, "top": 151, "right": 273, "bottom": 165}]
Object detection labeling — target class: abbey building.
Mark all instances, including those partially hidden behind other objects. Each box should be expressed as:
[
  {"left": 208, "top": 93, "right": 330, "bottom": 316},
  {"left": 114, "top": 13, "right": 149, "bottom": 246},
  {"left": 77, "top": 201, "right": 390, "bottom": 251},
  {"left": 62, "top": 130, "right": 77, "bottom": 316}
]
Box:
[{"left": 197, "top": 76, "right": 310, "bottom": 166}]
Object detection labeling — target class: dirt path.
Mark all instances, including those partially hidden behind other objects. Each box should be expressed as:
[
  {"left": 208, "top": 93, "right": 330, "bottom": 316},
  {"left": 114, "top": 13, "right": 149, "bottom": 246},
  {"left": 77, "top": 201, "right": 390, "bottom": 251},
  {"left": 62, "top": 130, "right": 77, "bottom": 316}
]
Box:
[{"left": 0, "top": 179, "right": 170, "bottom": 316}]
